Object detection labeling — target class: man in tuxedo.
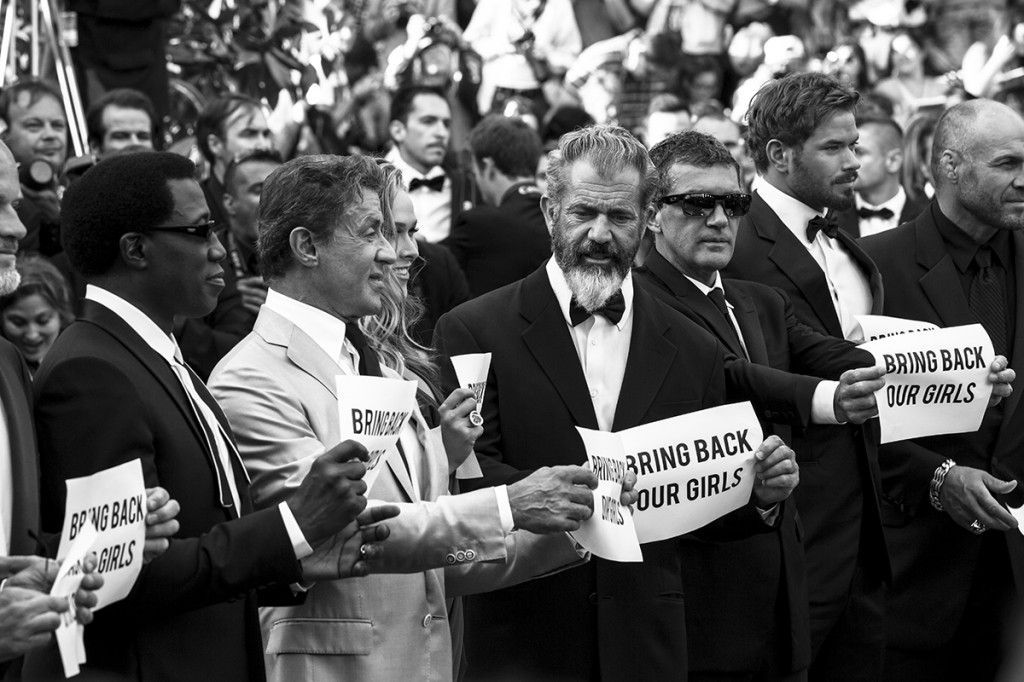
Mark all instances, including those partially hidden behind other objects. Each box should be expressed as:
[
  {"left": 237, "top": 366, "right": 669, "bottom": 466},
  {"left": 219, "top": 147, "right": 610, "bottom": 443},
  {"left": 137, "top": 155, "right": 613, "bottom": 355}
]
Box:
[
  {"left": 636, "top": 130, "right": 886, "bottom": 682},
  {"left": 434, "top": 125, "right": 800, "bottom": 682},
  {"left": 442, "top": 114, "right": 551, "bottom": 298},
  {"left": 386, "top": 86, "right": 479, "bottom": 243},
  {"left": 209, "top": 154, "right": 625, "bottom": 682},
  {"left": 85, "top": 88, "right": 157, "bottom": 159},
  {"left": 835, "top": 115, "right": 928, "bottom": 238},
  {"left": 860, "top": 98, "right": 1024, "bottom": 682},
  {"left": 722, "top": 72, "right": 892, "bottom": 682},
  {"left": 28, "top": 151, "right": 395, "bottom": 681}
]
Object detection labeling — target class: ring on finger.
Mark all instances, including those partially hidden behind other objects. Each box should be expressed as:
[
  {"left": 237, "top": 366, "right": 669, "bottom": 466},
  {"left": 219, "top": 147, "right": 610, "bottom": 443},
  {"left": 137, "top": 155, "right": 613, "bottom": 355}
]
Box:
[
  {"left": 359, "top": 543, "right": 370, "bottom": 558},
  {"left": 469, "top": 410, "right": 484, "bottom": 427},
  {"left": 969, "top": 519, "right": 987, "bottom": 534}
]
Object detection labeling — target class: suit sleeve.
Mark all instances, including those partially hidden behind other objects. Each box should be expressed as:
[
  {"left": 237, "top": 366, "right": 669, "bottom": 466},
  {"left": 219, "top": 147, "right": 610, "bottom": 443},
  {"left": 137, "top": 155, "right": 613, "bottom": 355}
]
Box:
[
  {"left": 776, "top": 288, "right": 874, "bottom": 379},
  {"left": 34, "top": 354, "right": 301, "bottom": 621}
]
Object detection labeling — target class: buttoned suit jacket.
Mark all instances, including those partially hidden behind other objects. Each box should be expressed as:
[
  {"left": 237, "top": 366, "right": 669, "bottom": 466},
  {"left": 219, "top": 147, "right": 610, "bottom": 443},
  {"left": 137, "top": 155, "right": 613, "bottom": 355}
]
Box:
[
  {"left": 860, "top": 203, "right": 1024, "bottom": 651},
  {"left": 635, "top": 250, "right": 878, "bottom": 674},
  {"left": 835, "top": 192, "right": 930, "bottom": 239},
  {"left": 208, "top": 306, "right": 581, "bottom": 682},
  {"left": 27, "top": 300, "right": 302, "bottom": 682},
  {"left": 0, "top": 338, "right": 39, "bottom": 557},
  {"left": 723, "top": 191, "right": 892, "bottom": 602},
  {"left": 433, "top": 265, "right": 774, "bottom": 681}
]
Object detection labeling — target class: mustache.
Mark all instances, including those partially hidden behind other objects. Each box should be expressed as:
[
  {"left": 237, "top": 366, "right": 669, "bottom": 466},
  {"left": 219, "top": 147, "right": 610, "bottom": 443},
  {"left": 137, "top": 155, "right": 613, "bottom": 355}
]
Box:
[
  {"left": 834, "top": 172, "right": 859, "bottom": 184},
  {"left": 0, "top": 237, "right": 18, "bottom": 252}
]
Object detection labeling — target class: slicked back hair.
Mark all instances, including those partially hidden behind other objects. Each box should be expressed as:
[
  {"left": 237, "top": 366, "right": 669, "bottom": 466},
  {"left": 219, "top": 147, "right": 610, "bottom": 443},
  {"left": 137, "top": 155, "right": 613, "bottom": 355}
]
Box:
[
  {"left": 545, "top": 125, "right": 658, "bottom": 212},
  {"left": 196, "top": 94, "right": 266, "bottom": 165},
  {"left": 649, "top": 131, "right": 741, "bottom": 197},
  {"left": 745, "top": 72, "right": 859, "bottom": 173},
  {"left": 469, "top": 114, "right": 543, "bottom": 178},
  {"left": 257, "top": 154, "right": 385, "bottom": 282}
]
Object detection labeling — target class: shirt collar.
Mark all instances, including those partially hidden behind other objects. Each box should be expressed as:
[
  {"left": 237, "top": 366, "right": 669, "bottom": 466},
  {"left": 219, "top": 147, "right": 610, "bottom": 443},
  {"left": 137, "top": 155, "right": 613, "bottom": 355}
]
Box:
[
  {"left": 384, "top": 146, "right": 446, "bottom": 185},
  {"left": 264, "top": 288, "right": 350, "bottom": 365},
  {"left": 85, "top": 284, "right": 176, "bottom": 362},
  {"left": 933, "top": 202, "right": 1012, "bottom": 274},
  {"left": 757, "top": 179, "right": 825, "bottom": 246},
  {"left": 545, "top": 258, "right": 634, "bottom": 331},
  {"left": 684, "top": 270, "right": 727, "bottom": 301},
  {"left": 856, "top": 186, "right": 906, "bottom": 215}
]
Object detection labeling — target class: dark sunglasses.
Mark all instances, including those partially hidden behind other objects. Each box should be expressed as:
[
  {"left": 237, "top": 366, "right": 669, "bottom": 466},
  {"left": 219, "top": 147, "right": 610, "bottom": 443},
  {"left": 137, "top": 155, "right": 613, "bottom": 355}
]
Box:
[
  {"left": 659, "top": 193, "right": 752, "bottom": 217},
  {"left": 144, "top": 220, "right": 220, "bottom": 239}
]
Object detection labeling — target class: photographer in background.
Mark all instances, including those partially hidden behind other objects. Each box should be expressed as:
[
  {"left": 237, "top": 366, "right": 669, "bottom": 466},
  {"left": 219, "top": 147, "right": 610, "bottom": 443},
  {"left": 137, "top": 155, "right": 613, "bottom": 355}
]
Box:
[
  {"left": 0, "top": 80, "right": 68, "bottom": 257},
  {"left": 961, "top": 20, "right": 1024, "bottom": 114}
]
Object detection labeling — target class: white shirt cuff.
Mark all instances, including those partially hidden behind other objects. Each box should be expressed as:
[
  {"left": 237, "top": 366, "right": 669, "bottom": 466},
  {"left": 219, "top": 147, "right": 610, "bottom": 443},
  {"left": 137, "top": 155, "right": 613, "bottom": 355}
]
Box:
[
  {"left": 495, "top": 485, "right": 515, "bottom": 532},
  {"left": 278, "top": 502, "right": 314, "bottom": 560},
  {"left": 757, "top": 503, "right": 780, "bottom": 525},
  {"left": 812, "top": 380, "right": 842, "bottom": 425}
]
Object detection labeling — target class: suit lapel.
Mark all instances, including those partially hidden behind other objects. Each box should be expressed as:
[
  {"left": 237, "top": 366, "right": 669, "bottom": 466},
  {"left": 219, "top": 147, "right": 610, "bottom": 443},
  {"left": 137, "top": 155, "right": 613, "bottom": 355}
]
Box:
[
  {"left": 0, "top": 345, "right": 40, "bottom": 554},
  {"left": 727, "top": 286, "right": 770, "bottom": 365},
  {"left": 836, "top": 207, "right": 860, "bottom": 238},
  {"left": 912, "top": 220, "right": 974, "bottom": 328},
  {"left": 613, "top": 288, "right": 678, "bottom": 430},
  {"left": 520, "top": 270, "right": 600, "bottom": 430},
  {"left": 996, "top": 231, "right": 1024, "bottom": 452}
]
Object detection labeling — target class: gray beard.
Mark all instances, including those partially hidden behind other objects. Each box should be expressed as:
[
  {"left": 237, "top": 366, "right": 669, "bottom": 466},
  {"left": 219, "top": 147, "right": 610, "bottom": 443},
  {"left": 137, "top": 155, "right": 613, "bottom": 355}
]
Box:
[
  {"left": 0, "top": 267, "right": 20, "bottom": 296},
  {"left": 563, "top": 264, "right": 623, "bottom": 312}
]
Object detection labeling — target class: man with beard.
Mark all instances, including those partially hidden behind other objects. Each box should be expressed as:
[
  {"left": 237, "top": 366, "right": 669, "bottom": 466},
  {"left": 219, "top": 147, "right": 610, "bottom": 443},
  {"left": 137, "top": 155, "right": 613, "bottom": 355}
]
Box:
[
  {"left": 722, "top": 72, "right": 891, "bottom": 682},
  {"left": 860, "top": 99, "right": 1024, "bottom": 682},
  {"left": 434, "top": 125, "right": 800, "bottom": 681}
]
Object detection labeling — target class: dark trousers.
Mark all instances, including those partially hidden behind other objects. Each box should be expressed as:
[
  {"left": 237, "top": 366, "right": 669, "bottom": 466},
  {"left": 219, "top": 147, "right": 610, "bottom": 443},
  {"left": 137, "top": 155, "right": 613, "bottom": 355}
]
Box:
[{"left": 808, "top": 566, "right": 885, "bottom": 682}]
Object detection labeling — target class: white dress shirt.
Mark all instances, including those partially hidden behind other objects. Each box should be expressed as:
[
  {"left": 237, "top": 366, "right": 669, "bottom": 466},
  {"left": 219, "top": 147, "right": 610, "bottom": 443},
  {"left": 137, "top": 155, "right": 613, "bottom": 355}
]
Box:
[
  {"left": 264, "top": 289, "right": 514, "bottom": 527},
  {"left": 856, "top": 186, "right": 907, "bottom": 238},
  {"left": 546, "top": 259, "right": 634, "bottom": 432},
  {"left": 85, "top": 285, "right": 312, "bottom": 560},
  {"left": 385, "top": 146, "right": 452, "bottom": 244},
  {"left": 758, "top": 180, "right": 873, "bottom": 342},
  {"left": 0, "top": 400, "right": 10, "bottom": 556}
]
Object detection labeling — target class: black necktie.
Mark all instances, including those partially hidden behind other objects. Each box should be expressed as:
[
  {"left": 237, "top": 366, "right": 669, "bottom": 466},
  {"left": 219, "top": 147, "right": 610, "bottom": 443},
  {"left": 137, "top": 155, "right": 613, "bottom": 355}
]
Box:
[
  {"left": 409, "top": 175, "right": 445, "bottom": 192},
  {"left": 345, "top": 323, "right": 383, "bottom": 377},
  {"left": 857, "top": 207, "right": 894, "bottom": 220},
  {"left": 970, "top": 246, "right": 1007, "bottom": 357},
  {"left": 706, "top": 288, "right": 746, "bottom": 356},
  {"left": 806, "top": 213, "right": 840, "bottom": 241},
  {"left": 569, "top": 291, "right": 625, "bottom": 326}
]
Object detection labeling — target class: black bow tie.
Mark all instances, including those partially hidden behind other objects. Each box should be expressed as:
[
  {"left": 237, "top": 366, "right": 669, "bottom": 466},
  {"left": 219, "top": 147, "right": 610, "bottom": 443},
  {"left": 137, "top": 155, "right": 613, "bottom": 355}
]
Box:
[
  {"left": 806, "top": 213, "right": 840, "bottom": 241},
  {"left": 569, "top": 292, "right": 625, "bottom": 326},
  {"left": 409, "top": 175, "right": 445, "bottom": 192},
  {"left": 857, "top": 206, "right": 895, "bottom": 220}
]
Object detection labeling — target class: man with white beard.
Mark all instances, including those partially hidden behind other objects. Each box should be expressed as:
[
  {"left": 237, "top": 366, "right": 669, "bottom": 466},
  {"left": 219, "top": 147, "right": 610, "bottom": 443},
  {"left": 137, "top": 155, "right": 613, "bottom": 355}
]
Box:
[{"left": 434, "top": 124, "right": 800, "bottom": 681}]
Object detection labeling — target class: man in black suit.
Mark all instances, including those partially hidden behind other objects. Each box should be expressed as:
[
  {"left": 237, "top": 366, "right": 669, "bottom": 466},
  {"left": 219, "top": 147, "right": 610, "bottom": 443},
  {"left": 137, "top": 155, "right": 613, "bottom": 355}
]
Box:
[
  {"left": 27, "top": 151, "right": 396, "bottom": 681},
  {"left": 435, "top": 125, "right": 800, "bottom": 682},
  {"left": 835, "top": 115, "right": 928, "bottom": 238},
  {"left": 722, "top": 72, "right": 892, "bottom": 682},
  {"left": 442, "top": 114, "right": 551, "bottom": 297},
  {"left": 636, "top": 130, "right": 885, "bottom": 682},
  {"left": 860, "top": 98, "right": 1024, "bottom": 682}
]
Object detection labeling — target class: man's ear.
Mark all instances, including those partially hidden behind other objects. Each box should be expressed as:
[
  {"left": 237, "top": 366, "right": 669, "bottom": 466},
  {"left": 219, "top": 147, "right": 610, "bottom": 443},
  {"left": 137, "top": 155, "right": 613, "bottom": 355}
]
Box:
[
  {"left": 885, "top": 148, "right": 904, "bottom": 175},
  {"left": 765, "top": 139, "right": 790, "bottom": 173},
  {"left": 119, "top": 233, "right": 149, "bottom": 271},
  {"left": 647, "top": 205, "right": 663, "bottom": 234},
  {"left": 389, "top": 120, "right": 406, "bottom": 146},
  {"left": 939, "top": 150, "right": 959, "bottom": 183},
  {"left": 207, "top": 134, "right": 225, "bottom": 161},
  {"left": 540, "top": 194, "right": 558, "bottom": 232},
  {"left": 289, "top": 226, "right": 318, "bottom": 267},
  {"left": 222, "top": 192, "right": 237, "bottom": 218}
]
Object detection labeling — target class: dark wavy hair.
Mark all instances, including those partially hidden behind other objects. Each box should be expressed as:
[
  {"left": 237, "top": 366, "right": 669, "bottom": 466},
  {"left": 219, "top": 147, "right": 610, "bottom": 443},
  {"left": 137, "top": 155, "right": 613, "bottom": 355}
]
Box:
[
  {"left": 0, "top": 253, "right": 73, "bottom": 328},
  {"left": 469, "top": 114, "right": 542, "bottom": 178},
  {"left": 649, "top": 131, "right": 741, "bottom": 197}
]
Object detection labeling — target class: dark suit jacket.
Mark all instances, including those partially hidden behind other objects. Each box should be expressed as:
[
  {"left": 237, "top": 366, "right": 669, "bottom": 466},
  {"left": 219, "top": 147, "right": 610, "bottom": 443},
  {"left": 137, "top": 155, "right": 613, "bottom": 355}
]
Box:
[
  {"left": 635, "top": 250, "right": 878, "bottom": 673},
  {"left": 860, "top": 202, "right": 1024, "bottom": 651},
  {"left": 835, "top": 192, "right": 930, "bottom": 238},
  {"left": 723, "top": 191, "right": 892, "bottom": 602},
  {"left": 441, "top": 181, "right": 552, "bottom": 298},
  {"left": 410, "top": 241, "right": 470, "bottom": 347},
  {"left": 0, "top": 338, "right": 40, "bottom": 557},
  {"left": 435, "top": 266, "right": 773, "bottom": 681},
  {"left": 27, "top": 300, "right": 301, "bottom": 682}
]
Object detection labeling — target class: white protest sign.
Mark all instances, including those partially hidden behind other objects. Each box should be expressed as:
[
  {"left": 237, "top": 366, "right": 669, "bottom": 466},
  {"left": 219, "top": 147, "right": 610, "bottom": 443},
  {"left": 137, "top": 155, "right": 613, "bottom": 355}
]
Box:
[
  {"left": 569, "top": 428, "right": 642, "bottom": 562},
  {"left": 856, "top": 314, "right": 939, "bottom": 342},
  {"left": 1010, "top": 505, "right": 1024, "bottom": 536},
  {"left": 450, "top": 353, "right": 491, "bottom": 480},
  {"left": 336, "top": 375, "right": 417, "bottom": 492},
  {"left": 58, "top": 459, "right": 146, "bottom": 610},
  {"left": 51, "top": 520, "right": 98, "bottom": 678},
  {"left": 618, "top": 402, "right": 762, "bottom": 544},
  {"left": 862, "top": 324, "right": 994, "bottom": 443}
]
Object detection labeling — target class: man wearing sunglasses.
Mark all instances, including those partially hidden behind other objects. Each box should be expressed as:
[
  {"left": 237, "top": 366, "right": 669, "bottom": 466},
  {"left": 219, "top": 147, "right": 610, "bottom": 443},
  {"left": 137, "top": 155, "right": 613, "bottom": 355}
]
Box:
[{"left": 635, "top": 130, "right": 888, "bottom": 682}]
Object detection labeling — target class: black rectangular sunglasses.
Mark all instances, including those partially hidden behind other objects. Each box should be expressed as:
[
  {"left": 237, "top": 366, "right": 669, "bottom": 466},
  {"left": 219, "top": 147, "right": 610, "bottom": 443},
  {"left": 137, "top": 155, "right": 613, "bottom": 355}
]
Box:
[
  {"left": 659, "top": 193, "right": 752, "bottom": 217},
  {"left": 144, "top": 220, "right": 220, "bottom": 239}
]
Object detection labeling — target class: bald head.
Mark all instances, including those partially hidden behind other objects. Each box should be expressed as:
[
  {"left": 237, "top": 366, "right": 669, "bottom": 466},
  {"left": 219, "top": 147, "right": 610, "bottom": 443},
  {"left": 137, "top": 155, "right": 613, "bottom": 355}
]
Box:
[{"left": 931, "top": 100, "right": 1022, "bottom": 188}]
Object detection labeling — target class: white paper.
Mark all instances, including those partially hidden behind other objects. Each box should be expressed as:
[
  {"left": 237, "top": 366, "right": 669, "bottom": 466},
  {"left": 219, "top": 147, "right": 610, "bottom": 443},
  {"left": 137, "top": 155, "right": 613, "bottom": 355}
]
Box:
[
  {"left": 1010, "top": 505, "right": 1024, "bottom": 536},
  {"left": 336, "top": 375, "right": 417, "bottom": 492},
  {"left": 618, "top": 402, "right": 762, "bottom": 544},
  {"left": 856, "top": 314, "right": 939, "bottom": 342},
  {"left": 569, "top": 428, "right": 643, "bottom": 562},
  {"left": 51, "top": 521, "right": 99, "bottom": 678},
  {"left": 450, "top": 353, "right": 491, "bottom": 480},
  {"left": 862, "top": 324, "right": 994, "bottom": 443},
  {"left": 58, "top": 459, "right": 146, "bottom": 610}
]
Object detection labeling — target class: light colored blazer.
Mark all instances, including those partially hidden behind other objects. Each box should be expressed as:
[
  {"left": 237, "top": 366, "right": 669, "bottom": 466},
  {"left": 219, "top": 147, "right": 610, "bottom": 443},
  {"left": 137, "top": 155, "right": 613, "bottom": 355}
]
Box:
[{"left": 209, "top": 307, "right": 579, "bottom": 682}]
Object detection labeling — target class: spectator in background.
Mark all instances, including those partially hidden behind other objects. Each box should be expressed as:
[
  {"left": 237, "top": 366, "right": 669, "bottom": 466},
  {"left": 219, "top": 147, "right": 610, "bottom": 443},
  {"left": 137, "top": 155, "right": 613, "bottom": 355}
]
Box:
[
  {"left": 731, "top": 34, "right": 807, "bottom": 125},
  {"left": 196, "top": 95, "right": 275, "bottom": 227},
  {"left": 678, "top": 54, "right": 725, "bottom": 112},
  {"left": 564, "top": 29, "right": 683, "bottom": 135},
  {"left": 537, "top": 105, "right": 595, "bottom": 193},
  {"left": 873, "top": 30, "right": 951, "bottom": 127},
  {"left": 0, "top": 255, "right": 72, "bottom": 376},
  {"left": 690, "top": 109, "right": 754, "bottom": 191},
  {"left": 385, "top": 86, "right": 480, "bottom": 243},
  {"left": 443, "top": 114, "right": 550, "bottom": 297},
  {"left": 901, "top": 111, "right": 939, "bottom": 204},
  {"left": 0, "top": 80, "right": 67, "bottom": 256},
  {"left": 644, "top": 93, "right": 690, "bottom": 148},
  {"left": 85, "top": 87, "right": 158, "bottom": 158},
  {"left": 647, "top": 0, "right": 736, "bottom": 61},
  {"left": 822, "top": 40, "right": 871, "bottom": 91},
  {"left": 836, "top": 115, "right": 928, "bottom": 238}
]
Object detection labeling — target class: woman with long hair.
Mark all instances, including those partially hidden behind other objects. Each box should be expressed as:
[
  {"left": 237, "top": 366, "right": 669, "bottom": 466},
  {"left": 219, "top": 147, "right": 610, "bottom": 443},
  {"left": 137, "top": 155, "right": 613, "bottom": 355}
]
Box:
[{"left": 0, "top": 254, "right": 73, "bottom": 375}]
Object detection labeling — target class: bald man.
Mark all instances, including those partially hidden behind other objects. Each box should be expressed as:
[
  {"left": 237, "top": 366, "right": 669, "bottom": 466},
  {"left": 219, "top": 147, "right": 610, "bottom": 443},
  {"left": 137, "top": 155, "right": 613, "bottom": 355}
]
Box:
[{"left": 861, "top": 98, "right": 1024, "bottom": 682}]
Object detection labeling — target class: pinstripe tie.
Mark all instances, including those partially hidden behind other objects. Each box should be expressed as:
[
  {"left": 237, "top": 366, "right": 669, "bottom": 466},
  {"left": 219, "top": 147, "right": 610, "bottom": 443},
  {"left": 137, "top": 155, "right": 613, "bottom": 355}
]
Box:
[{"left": 970, "top": 246, "right": 1007, "bottom": 357}]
